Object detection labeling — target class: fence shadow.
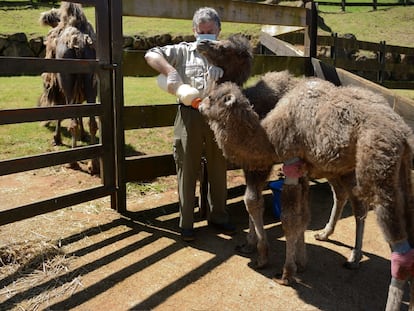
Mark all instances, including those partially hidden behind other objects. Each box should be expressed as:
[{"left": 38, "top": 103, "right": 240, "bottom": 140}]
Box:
[{"left": 1, "top": 181, "right": 407, "bottom": 310}]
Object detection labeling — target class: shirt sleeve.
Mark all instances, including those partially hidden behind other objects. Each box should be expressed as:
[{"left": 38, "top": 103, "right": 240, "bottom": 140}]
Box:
[
  {"left": 147, "top": 42, "right": 209, "bottom": 94},
  {"left": 146, "top": 42, "right": 190, "bottom": 69}
]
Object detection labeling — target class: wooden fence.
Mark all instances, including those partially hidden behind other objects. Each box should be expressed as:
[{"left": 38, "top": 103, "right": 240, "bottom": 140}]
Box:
[
  {"left": 276, "top": 32, "right": 414, "bottom": 89},
  {"left": 0, "top": 0, "right": 125, "bottom": 224},
  {"left": 316, "top": 0, "right": 413, "bottom": 11}
]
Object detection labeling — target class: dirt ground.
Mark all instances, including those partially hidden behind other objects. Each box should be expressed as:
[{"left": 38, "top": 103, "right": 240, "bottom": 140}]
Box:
[{"left": 0, "top": 165, "right": 411, "bottom": 311}]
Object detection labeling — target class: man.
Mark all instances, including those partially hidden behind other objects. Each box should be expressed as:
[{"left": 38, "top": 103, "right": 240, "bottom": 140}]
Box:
[{"left": 144, "top": 7, "right": 235, "bottom": 241}]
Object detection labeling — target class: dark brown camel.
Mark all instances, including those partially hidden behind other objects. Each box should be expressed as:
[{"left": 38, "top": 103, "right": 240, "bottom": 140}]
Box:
[{"left": 38, "top": 2, "right": 99, "bottom": 174}]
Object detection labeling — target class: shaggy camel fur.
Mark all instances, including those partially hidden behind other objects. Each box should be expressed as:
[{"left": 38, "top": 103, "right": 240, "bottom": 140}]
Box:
[
  {"left": 198, "top": 37, "right": 368, "bottom": 269},
  {"left": 196, "top": 34, "right": 253, "bottom": 88},
  {"left": 243, "top": 70, "right": 369, "bottom": 268},
  {"left": 38, "top": 2, "right": 98, "bottom": 174},
  {"left": 198, "top": 78, "right": 414, "bottom": 309}
]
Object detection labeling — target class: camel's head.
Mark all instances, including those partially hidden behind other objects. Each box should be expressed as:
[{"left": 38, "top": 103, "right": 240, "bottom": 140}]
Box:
[
  {"left": 199, "top": 81, "right": 256, "bottom": 123},
  {"left": 39, "top": 8, "right": 60, "bottom": 27},
  {"left": 199, "top": 81, "right": 273, "bottom": 171},
  {"left": 197, "top": 34, "right": 253, "bottom": 86},
  {"left": 40, "top": 2, "right": 89, "bottom": 30}
]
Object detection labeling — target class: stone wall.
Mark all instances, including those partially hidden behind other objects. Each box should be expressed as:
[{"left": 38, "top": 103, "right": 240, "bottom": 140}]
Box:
[
  {"left": 0, "top": 32, "right": 260, "bottom": 58},
  {"left": 0, "top": 33, "right": 44, "bottom": 57}
]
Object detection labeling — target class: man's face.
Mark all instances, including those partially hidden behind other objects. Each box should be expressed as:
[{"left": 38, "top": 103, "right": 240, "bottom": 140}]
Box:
[{"left": 193, "top": 21, "right": 220, "bottom": 38}]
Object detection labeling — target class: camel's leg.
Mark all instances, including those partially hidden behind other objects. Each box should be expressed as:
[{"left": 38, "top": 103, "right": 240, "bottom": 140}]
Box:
[
  {"left": 66, "top": 118, "right": 81, "bottom": 170},
  {"left": 57, "top": 67, "right": 80, "bottom": 169},
  {"left": 399, "top": 148, "right": 414, "bottom": 310},
  {"left": 53, "top": 119, "right": 62, "bottom": 145},
  {"left": 356, "top": 141, "right": 414, "bottom": 310},
  {"left": 316, "top": 175, "right": 365, "bottom": 269},
  {"left": 346, "top": 212, "right": 365, "bottom": 268},
  {"left": 88, "top": 116, "right": 98, "bottom": 145},
  {"left": 79, "top": 117, "right": 87, "bottom": 141},
  {"left": 246, "top": 216, "right": 258, "bottom": 247},
  {"left": 277, "top": 177, "right": 310, "bottom": 285},
  {"left": 386, "top": 278, "right": 407, "bottom": 311},
  {"left": 84, "top": 71, "right": 99, "bottom": 175},
  {"left": 314, "top": 178, "right": 349, "bottom": 241},
  {"left": 69, "top": 118, "right": 80, "bottom": 149},
  {"left": 244, "top": 188, "right": 267, "bottom": 268},
  {"left": 345, "top": 207, "right": 365, "bottom": 269},
  {"left": 377, "top": 176, "right": 412, "bottom": 311},
  {"left": 295, "top": 177, "right": 310, "bottom": 272},
  {"left": 400, "top": 147, "right": 414, "bottom": 247},
  {"left": 236, "top": 216, "right": 259, "bottom": 255},
  {"left": 295, "top": 231, "right": 306, "bottom": 273},
  {"left": 87, "top": 116, "right": 100, "bottom": 175},
  {"left": 343, "top": 189, "right": 366, "bottom": 269},
  {"left": 243, "top": 169, "right": 271, "bottom": 268},
  {"left": 84, "top": 71, "right": 98, "bottom": 147},
  {"left": 409, "top": 278, "right": 414, "bottom": 311},
  {"left": 57, "top": 46, "right": 80, "bottom": 169}
]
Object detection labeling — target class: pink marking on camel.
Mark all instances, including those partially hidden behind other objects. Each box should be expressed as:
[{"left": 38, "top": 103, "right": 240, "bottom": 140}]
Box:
[
  {"left": 282, "top": 158, "right": 305, "bottom": 179},
  {"left": 391, "top": 249, "right": 414, "bottom": 280}
]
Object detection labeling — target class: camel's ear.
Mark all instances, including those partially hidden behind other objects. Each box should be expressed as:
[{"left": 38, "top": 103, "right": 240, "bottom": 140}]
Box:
[{"left": 224, "top": 94, "right": 237, "bottom": 107}]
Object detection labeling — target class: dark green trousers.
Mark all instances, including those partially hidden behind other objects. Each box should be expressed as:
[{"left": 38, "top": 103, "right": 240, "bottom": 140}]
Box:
[{"left": 173, "top": 105, "right": 229, "bottom": 230}]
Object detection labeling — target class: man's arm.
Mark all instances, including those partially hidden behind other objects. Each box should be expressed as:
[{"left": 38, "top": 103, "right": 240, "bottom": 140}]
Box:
[
  {"left": 145, "top": 51, "right": 183, "bottom": 95},
  {"left": 144, "top": 51, "right": 175, "bottom": 76}
]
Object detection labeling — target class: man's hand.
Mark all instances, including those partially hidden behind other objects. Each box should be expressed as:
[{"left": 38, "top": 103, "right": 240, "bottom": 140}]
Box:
[
  {"left": 176, "top": 84, "right": 200, "bottom": 107},
  {"left": 166, "top": 70, "right": 184, "bottom": 94},
  {"left": 207, "top": 65, "right": 224, "bottom": 81}
]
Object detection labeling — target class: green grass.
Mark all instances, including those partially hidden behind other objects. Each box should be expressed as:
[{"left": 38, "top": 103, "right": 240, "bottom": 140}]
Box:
[
  {"left": 317, "top": 0, "right": 414, "bottom": 13},
  {"left": 1, "top": 2, "right": 413, "bottom": 47},
  {"left": 0, "top": 76, "right": 54, "bottom": 159},
  {"left": 395, "top": 89, "right": 414, "bottom": 101},
  {"left": 123, "top": 77, "right": 175, "bottom": 105},
  {"left": 0, "top": 4, "right": 261, "bottom": 39},
  {"left": 0, "top": 76, "right": 175, "bottom": 160},
  {"left": 318, "top": 6, "right": 414, "bottom": 46},
  {"left": 0, "top": 76, "right": 43, "bottom": 109}
]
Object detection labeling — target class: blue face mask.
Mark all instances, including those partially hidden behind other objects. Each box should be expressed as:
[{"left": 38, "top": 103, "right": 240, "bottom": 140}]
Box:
[{"left": 196, "top": 34, "right": 217, "bottom": 42}]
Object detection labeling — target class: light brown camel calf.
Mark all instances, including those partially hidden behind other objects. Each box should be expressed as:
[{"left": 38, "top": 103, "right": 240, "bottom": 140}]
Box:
[
  {"left": 198, "top": 79, "right": 414, "bottom": 310},
  {"left": 197, "top": 37, "right": 367, "bottom": 269}
]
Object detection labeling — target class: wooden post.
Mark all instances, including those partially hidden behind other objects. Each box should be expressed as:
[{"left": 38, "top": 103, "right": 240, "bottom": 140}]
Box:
[
  {"left": 331, "top": 32, "right": 338, "bottom": 67},
  {"left": 341, "top": 0, "right": 346, "bottom": 12},
  {"left": 110, "top": 0, "right": 127, "bottom": 212},
  {"left": 373, "top": 0, "right": 377, "bottom": 10},
  {"left": 305, "top": 0, "right": 318, "bottom": 75},
  {"left": 378, "top": 40, "right": 386, "bottom": 84},
  {"left": 95, "top": 0, "right": 119, "bottom": 209}
]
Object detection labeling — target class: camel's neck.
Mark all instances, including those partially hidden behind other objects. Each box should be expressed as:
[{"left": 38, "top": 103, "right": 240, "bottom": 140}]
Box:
[{"left": 216, "top": 112, "right": 277, "bottom": 171}]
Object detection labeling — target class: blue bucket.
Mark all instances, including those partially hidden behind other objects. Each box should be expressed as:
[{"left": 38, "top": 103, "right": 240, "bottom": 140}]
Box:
[{"left": 268, "top": 179, "right": 284, "bottom": 219}]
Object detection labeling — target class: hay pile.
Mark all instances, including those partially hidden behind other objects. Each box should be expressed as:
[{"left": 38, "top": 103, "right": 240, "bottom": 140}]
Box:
[{"left": 0, "top": 240, "right": 83, "bottom": 310}]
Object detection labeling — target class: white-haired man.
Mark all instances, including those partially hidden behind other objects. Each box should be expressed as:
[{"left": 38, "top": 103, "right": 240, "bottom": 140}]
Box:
[{"left": 145, "top": 7, "right": 235, "bottom": 241}]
